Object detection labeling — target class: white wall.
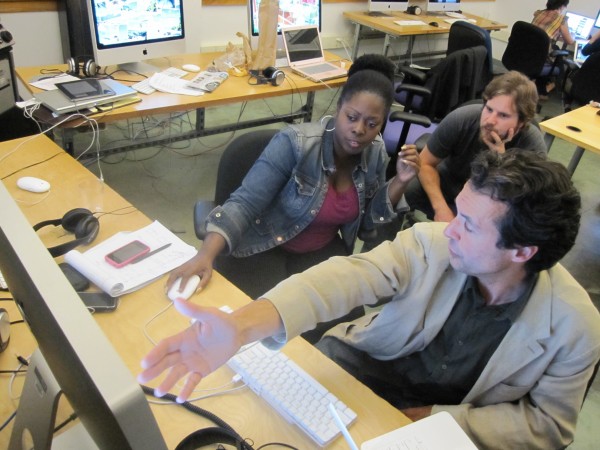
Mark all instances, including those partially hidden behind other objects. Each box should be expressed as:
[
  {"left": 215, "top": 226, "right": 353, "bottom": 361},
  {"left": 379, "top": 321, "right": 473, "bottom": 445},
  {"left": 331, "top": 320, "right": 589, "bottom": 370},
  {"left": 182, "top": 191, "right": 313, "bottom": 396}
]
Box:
[{"left": 1, "top": 1, "right": 595, "bottom": 78}]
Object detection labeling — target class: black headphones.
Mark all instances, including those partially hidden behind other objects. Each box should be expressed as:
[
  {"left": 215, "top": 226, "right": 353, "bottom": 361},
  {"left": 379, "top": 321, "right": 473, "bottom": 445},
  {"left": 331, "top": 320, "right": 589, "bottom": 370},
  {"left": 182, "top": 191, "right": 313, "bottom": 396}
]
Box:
[
  {"left": 66, "top": 56, "right": 99, "bottom": 78},
  {"left": 175, "top": 427, "right": 254, "bottom": 450},
  {"left": 407, "top": 5, "right": 422, "bottom": 15},
  {"left": 33, "top": 208, "right": 100, "bottom": 257},
  {"left": 0, "top": 309, "right": 9, "bottom": 353},
  {"left": 250, "top": 67, "right": 286, "bottom": 86}
]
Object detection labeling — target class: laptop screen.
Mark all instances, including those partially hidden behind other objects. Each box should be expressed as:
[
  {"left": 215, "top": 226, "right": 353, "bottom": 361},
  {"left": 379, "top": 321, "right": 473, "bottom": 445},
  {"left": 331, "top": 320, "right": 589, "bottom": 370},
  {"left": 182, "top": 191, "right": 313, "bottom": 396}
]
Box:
[
  {"left": 574, "top": 41, "right": 590, "bottom": 65},
  {"left": 566, "top": 12, "right": 594, "bottom": 40},
  {"left": 282, "top": 27, "right": 324, "bottom": 65}
]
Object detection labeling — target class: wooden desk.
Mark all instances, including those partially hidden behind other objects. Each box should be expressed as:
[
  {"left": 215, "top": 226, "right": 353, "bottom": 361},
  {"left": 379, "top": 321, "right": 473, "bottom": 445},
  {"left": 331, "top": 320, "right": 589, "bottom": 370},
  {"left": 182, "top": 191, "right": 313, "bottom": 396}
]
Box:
[
  {"left": 344, "top": 10, "right": 506, "bottom": 60},
  {"left": 16, "top": 52, "right": 348, "bottom": 158},
  {"left": 0, "top": 135, "right": 410, "bottom": 449},
  {"left": 539, "top": 105, "right": 600, "bottom": 176}
]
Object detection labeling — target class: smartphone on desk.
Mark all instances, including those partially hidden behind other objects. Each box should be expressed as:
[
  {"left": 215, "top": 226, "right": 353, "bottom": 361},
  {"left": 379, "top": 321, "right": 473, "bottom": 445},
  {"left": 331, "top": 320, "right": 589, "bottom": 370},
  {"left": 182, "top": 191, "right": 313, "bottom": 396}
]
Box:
[
  {"left": 105, "top": 240, "right": 150, "bottom": 268},
  {"left": 78, "top": 292, "right": 119, "bottom": 312}
]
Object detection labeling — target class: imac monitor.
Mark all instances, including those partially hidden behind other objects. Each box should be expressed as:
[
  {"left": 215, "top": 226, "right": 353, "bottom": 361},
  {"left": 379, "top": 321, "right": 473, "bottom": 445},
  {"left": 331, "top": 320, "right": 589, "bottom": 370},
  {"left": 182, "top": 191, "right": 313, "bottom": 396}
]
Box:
[
  {"left": 427, "top": 0, "right": 461, "bottom": 13},
  {"left": 87, "top": 0, "right": 186, "bottom": 73},
  {"left": 565, "top": 12, "right": 595, "bottom": 40},
  {"left": 368, "top": 0, "right": 408, "bottom": 13},
  {"left": 0, "top": 181, "right": 167, "bottom": 450}
]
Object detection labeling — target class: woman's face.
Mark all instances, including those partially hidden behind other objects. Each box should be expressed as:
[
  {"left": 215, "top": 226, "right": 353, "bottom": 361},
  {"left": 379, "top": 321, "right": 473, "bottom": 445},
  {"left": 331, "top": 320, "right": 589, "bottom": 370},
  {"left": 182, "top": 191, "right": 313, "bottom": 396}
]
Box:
[{"left": 333, "top": 91, "right": 387, "bottom": 158}]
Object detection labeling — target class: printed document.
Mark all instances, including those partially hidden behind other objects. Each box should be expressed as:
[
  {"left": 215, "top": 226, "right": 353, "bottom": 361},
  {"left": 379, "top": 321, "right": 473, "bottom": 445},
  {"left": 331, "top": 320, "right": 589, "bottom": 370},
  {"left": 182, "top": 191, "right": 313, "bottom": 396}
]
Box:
[{"left": 64, "top": 221, "right": 197, "bottom": 296}]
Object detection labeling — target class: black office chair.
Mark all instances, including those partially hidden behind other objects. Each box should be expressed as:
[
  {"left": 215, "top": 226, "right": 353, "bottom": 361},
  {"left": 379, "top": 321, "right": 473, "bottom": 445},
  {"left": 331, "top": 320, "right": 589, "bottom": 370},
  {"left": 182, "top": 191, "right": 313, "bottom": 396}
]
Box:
[
  {"left": 382, "top": 44, "right": 488, "bottom": 156},
  {"left": 194, "top": 129, "right": 279, "bottom": 240},
  {"left": 501, "top": 21, "right": 569, "bottom": 96},
  {"left": 562, "top": 52, "right": 600, "bottom": 111}
]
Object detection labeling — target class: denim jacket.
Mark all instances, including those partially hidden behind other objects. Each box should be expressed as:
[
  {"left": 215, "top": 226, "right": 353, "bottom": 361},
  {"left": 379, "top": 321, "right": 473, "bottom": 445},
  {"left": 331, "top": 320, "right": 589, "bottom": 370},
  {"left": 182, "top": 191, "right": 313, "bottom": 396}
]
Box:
[{"left": 205, "top": 121, "right": 406, "bottom": 257}]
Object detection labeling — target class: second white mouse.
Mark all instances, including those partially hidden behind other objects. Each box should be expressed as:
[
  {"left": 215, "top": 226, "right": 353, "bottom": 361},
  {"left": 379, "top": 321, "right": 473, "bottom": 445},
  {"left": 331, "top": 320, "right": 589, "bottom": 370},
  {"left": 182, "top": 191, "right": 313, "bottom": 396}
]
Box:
[
  {"left": 167, "top": 275, "right": 201, "bottom": 301},
  {"left": 182, "top": 64, "right": 201, "bottom": 73},
  {"left": 17, "top": 176, "right": 51, "bottom": 193}
]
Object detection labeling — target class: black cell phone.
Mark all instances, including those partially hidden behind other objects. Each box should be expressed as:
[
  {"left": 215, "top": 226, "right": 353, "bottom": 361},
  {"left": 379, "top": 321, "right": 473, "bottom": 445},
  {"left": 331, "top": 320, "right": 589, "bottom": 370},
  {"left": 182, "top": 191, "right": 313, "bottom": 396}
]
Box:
[
  {"left": 78, "top": 292, "right": 118, "bottom": 312},
  {"left": 105, "top": 240, "right": 150, "bottom": 268},
  {"left": 59, "top": 262, "right": 90, "bottom": 291}
]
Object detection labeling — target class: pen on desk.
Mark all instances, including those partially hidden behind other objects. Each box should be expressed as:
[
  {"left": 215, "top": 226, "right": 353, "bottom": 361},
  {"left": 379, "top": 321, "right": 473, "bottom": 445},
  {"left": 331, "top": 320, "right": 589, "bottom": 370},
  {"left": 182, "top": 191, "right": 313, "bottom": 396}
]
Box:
[
  {"left": 328, "top": 402, "right": 359, "bottom": 450},
  {"left": 131, "top": 243, "right": 171, "bottom": 264}
]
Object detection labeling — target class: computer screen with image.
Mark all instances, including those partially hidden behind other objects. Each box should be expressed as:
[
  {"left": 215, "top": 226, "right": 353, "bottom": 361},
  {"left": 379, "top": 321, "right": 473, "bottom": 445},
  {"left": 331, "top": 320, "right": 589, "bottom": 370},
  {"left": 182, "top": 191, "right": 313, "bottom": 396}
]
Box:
[
  {"left": 566, "top": 11, "right": 595, "bottom": 40},
  {"left": 87, "top": 0, "right": 186, "bottom": 73},
  {"left": 0, "top": 181, "right": 167, "bottom": 450}
]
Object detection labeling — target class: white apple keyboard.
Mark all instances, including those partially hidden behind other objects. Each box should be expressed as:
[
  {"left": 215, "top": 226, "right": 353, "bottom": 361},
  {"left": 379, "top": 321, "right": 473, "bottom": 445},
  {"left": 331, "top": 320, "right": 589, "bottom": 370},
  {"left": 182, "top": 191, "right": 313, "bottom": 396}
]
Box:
[
  {"left": 227, "top": 343, "right": 357, "bottom": 446},
  {"left": 167, "top": 275, "right": 201, "bottom": 301}
]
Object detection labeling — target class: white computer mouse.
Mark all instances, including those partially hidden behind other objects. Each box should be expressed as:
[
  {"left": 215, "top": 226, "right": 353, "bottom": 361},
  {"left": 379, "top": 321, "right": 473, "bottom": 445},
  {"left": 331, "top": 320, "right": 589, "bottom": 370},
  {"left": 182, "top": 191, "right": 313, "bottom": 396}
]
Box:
[
  {"left": 182, "top": 64, "right": 201, "bottom": 73},
  {"left": 17, "top": 176, "right": 51, "bottom": 193},
  {"left": 167, "top": 275, "right": 201, "bottom": 301}
]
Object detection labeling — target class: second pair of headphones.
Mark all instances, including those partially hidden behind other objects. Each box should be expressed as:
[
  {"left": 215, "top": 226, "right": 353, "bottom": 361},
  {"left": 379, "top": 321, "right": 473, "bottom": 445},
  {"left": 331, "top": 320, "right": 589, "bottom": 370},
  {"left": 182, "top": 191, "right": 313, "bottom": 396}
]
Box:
[
  {"left": 33, "top": 208, "right": 100, "bottom": 257},
  {"left": 251, "top": 67, "right": 286, "bottom": 86},
  {"left": 407, "top": 5, "right": 423, "bottom": 15},
  {"left": 66, "top": 55, "right": 99, "bottom": 78}
]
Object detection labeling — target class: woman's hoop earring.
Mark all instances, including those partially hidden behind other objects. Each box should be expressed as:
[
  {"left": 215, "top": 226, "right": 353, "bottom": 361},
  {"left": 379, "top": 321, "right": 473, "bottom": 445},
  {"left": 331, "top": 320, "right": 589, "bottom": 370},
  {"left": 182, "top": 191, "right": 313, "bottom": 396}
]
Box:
[{"left": 321, "top": 115, "right": 335, "bottom": 132}]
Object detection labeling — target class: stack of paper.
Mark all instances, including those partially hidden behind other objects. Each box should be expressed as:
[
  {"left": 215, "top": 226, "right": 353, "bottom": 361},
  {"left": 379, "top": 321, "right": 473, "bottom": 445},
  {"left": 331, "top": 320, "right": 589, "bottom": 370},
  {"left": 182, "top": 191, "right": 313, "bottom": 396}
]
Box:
[{"left": 64, "top": 221, "right": 197, "bottom": 296}]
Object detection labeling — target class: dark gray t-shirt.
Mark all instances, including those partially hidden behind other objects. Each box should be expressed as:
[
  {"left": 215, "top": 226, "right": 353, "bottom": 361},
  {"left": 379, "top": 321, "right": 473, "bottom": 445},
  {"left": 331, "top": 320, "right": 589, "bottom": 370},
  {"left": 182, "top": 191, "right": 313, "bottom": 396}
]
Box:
[{"left": 427, "top": 103, "right": 547, "bottom": 194}]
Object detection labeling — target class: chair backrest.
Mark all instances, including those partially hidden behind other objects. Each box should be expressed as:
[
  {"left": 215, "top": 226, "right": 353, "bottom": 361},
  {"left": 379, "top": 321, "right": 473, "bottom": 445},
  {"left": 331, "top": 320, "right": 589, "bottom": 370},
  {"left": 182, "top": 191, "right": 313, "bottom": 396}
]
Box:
[
  {"left": 568, "top": 52, "right": 600, "bottom": 106},
  {"left": 214, "top": 129, "right": 279, "bottom": 205},
  {"left": 425, "top": 45, "right": 488, "bottom": 120},
  {"left": 502, "top": 21, "right": 550, "bottom": 79},
  {"left": 447, "top": 20, "right": 493, "bottom": 86}
]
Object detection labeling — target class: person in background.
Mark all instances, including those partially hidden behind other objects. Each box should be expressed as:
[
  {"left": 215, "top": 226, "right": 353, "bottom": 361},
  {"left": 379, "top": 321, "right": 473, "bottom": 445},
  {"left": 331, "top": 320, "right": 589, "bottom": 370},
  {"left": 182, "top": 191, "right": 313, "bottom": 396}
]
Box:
[
  {"left": 139, "top": 150, "right": 600, "bottom": 449},
  {"left": 168, "top": 54, "right": 419, "bottom": 341},
  {"left": 531, "top": 0, "right": 576, "bottom": 97},
  {"left": 401, "top": 71, "right": 545, "bottom": 224},
  {"left": 582, "top": 29, "right": 600, "bottom": 56}
]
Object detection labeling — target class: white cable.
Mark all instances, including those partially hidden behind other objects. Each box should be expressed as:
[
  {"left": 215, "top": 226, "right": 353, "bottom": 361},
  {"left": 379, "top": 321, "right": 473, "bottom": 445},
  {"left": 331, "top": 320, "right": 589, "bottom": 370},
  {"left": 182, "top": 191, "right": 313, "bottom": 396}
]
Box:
[{"left": 142, "top": 302, "right": 173, "bottom": 346}]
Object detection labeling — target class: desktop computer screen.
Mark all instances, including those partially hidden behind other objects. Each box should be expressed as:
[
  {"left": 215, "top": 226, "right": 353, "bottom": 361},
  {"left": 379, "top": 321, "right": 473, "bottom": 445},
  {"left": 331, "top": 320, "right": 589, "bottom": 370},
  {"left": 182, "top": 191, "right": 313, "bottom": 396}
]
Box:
[
  {"left": 0, "top": 181, "right": 167, "bottom": 450},
  {"left": 368, "top": 0, "right": 408, "bottom": 13},
  {"left": 428, "top": 0, "right": 461, "bottom": 13},
  {"left": 87, "top": 0, "right": 186, "bottom": 72},
  {"left": 566, "top": 12, "right": 595, "bottom": 40}
]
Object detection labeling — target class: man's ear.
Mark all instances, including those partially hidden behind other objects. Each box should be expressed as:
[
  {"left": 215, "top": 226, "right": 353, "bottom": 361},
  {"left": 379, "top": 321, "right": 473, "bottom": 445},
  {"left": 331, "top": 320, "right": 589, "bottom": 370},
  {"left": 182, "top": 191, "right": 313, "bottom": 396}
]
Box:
[{"left": 512, "top": 245, "right": 538, "bottom": 263}]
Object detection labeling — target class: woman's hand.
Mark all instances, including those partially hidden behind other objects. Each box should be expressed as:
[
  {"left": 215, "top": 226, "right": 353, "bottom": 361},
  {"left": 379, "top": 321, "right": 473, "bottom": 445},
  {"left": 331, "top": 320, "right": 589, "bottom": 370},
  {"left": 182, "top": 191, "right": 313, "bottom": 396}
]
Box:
[
  {"left": 138, "top": 300, "right": 243, "bottom": 402},
  {"left": 394, "top": 144, "right": 421, "bottom": 185},
  {"left": 166, "top": 250, "right": 214, "bottom": 293}
]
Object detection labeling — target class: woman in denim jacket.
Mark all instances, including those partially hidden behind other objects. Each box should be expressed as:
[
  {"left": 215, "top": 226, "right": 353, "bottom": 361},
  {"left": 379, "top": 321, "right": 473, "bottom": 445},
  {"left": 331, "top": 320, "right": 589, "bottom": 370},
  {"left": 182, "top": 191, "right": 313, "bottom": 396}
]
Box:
[{"left": 169, "top": 55, "right": 419, "bottom": 334}]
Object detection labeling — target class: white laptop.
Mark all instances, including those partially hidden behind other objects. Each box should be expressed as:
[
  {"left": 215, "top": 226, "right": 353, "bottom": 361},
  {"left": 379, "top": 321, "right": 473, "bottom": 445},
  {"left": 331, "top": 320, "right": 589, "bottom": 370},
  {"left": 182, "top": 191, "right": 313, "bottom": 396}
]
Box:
[
  {"left": 35, "top": 79, "right": 137, "bottom": 114},
  {"left": 281, "top": 25, "right": 347, "bottom": 83}
]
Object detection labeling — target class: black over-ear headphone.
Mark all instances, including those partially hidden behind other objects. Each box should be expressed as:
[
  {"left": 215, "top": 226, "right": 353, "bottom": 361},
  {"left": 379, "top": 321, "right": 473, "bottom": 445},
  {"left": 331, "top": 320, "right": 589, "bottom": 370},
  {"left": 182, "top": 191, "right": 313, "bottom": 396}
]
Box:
[
  {"left": 66, "top": 56, "right": 99, "bottom": 78},
  {"left": 33, "top": 208, "right": 100, "bottom": 257},
  {"left": 175, "top": 427, "right": 254, "bottom": 450},
  {"left": 407, "top": 5, "right": 422, "bottom": 15},
  {"left": 250, "top": 67, "right": 286, "bottom": 86}
]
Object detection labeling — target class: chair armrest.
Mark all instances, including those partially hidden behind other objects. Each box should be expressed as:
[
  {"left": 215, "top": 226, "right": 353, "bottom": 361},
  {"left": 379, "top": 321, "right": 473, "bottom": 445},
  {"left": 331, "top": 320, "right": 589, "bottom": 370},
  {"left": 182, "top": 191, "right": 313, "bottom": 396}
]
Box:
[
  {"left": 396, "top": 65, "right": 428, "bottom": 84},
  {"left": 550, "top": 49, "right": 569, "bottom": 58},
  {"left": 388, "top": 110, "right": 432, "bottom": 128},
  {"left": 194, "top": 200, "right": 217, "bottom": 240},
  {"left": 394, "top": 83, "right": 432, "bottom": 98}
]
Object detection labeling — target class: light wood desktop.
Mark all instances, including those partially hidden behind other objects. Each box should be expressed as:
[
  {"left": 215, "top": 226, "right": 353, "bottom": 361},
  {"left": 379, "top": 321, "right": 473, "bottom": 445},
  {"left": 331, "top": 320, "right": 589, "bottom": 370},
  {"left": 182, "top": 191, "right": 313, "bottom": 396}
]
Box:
[
  {"left": 0, "top": 135, "right": 410, "bottom": 449},
  {"left": 539, "top": 105, "right": 600, "bottom": 176},
  {"left": 344, "top": 10, "right": 506, "bottom": 60},
  {"left": 15, "top": 51, "right": 348, "bottom": 157}
]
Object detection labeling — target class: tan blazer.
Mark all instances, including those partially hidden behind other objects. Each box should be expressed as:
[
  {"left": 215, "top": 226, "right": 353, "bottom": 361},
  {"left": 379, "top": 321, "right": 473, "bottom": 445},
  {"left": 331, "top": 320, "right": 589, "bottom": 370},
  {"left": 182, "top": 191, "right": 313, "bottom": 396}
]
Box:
[{"left": 264, "top": 222, "right": 600, "bottom": 449}]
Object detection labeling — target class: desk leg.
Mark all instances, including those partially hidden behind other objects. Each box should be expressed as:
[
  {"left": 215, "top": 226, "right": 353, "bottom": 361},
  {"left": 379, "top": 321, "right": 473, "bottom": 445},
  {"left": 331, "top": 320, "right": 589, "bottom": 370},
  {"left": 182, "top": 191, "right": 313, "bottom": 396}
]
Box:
[
  {"left": 544, "top": 133, "right": 555, "bottom": 153},
  {"left": 567, "top": 146, "right": 585, "bottom": 177},
  {"left": 351, "top": 23, "right": 361, "bottom": 61},
  {"left": 383, "top": 35, "right": 391, "bottom": 57},
  {"left": 195, "top": 107, "right": 206, "bottom": 133}
]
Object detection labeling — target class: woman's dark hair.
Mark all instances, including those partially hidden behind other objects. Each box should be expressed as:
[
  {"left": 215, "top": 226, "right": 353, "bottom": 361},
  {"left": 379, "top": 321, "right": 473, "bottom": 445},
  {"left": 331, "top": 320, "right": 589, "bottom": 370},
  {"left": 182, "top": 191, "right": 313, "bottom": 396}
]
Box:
[
  {"left": 338, "top": 54, "right": 395, "bottom": 116},
  {"left": 469, "top": 150, "right": 581, "bottom": 274},
  {"left": 546, "top": 0, "right": 569, "bottom": 10}
]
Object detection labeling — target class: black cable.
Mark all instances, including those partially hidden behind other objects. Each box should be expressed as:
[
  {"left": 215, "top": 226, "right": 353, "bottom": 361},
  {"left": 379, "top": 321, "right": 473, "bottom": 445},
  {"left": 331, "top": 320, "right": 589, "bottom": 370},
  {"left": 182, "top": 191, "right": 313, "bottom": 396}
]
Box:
[
  {"left": 10, "top": 320, "right": 24, "bottom": 325},
  {"left": 0, "top": 369, "right": 28, "bottom": 374},
  {"left": 54, "top": 413, "right": 78, "bottom": 433},
  {"left": 256, "top": 443, "right": 299, "bottom": 450},
  {"left": 0, "top": 410, "right": 16, "bottom": 432}
]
